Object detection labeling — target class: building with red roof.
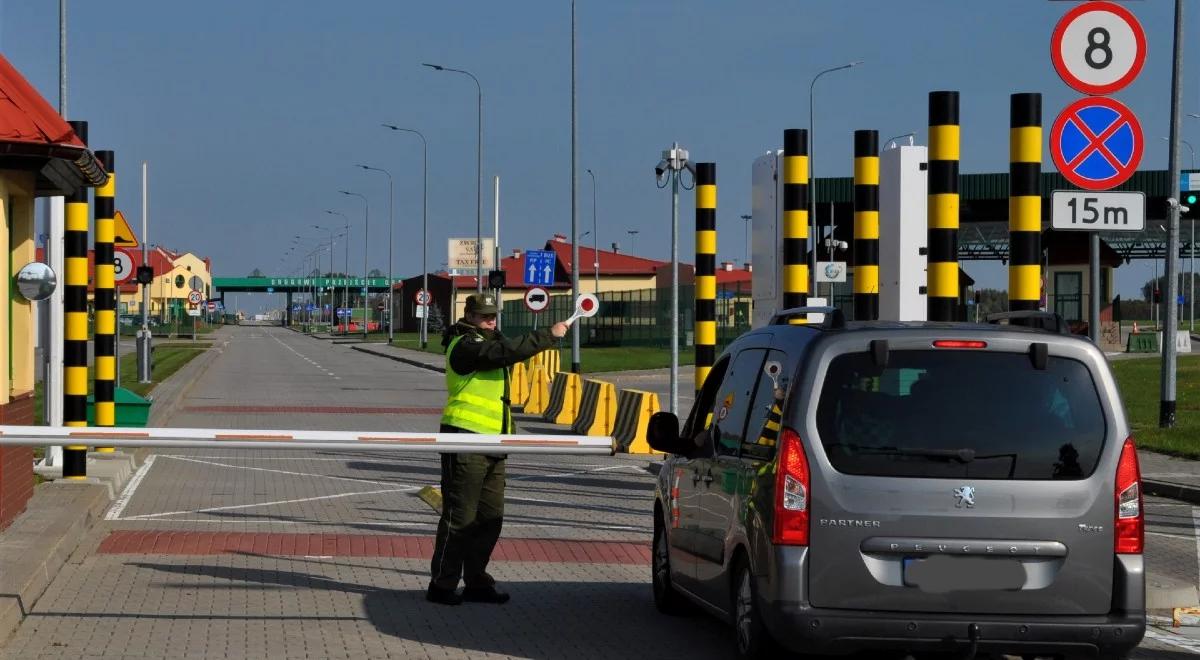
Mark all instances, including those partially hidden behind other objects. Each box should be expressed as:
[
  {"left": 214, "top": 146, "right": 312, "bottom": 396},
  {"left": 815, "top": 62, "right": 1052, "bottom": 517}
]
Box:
[
  {"left": 436, "top": 234, "right": 671, "bottom": 322},
  {"left": 0, "top": 53, "right": 107, "bottom": 530}
]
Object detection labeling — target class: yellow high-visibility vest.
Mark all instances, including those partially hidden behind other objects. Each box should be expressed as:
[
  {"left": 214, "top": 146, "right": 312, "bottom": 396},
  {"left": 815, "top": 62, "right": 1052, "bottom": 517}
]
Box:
[{"left": 441, "top": 334, "right": 509, "bottom": 434}]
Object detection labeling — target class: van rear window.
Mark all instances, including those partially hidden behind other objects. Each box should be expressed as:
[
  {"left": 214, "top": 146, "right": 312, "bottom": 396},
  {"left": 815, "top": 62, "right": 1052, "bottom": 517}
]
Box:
[{"left": 815, "top": 350, "right": 1107, "bottom": 479}]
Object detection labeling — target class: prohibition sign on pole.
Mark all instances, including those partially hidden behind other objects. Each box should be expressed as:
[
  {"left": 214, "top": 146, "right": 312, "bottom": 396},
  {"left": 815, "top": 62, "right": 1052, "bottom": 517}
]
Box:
[
  {"left": 1050, "top": 96, "right": 1143, "bottom": 191},
  {"left": 524, "top": 286, "right": 549, "bottom": 313},
  {"left": 413, "top": 289, "right": 431, "bottom": 305},
  {"left": 1051, "top": 1, "right": 1146, "bottom": 96}
]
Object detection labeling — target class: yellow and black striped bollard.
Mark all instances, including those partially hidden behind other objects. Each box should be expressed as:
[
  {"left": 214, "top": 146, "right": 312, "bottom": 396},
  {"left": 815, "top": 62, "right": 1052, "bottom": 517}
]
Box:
[
  {"left": 63, "top": 120, "right": 91, "bottom": 479},
  {"left": 853, "top": 130, "right": 880, "bottom": 321},
  {"left": 927, "top": 91, "right": 960, "bottom": 322},
  {"left": 783, "top": 129, "right": 809, "bottom": 323},
  {"left": 694, "top": 162, "right": 716, "bottom": 394},
  {"left": 1009, "top": 93, "right": 1042, "bottom": 312},
  {"left": 94, "top": 150, "right": 116, "bottom": 449}
]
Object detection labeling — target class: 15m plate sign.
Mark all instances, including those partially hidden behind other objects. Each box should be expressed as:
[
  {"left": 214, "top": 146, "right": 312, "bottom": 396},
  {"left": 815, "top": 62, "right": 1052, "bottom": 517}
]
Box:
[{"left": 1051, "top": 190, "right": 1144, "bottom": 232}]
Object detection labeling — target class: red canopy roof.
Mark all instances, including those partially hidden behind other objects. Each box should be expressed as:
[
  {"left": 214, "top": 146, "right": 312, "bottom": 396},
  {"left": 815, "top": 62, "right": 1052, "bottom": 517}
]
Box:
[
  {"left": 0, "top": 54, "right": 106, "bottom": 193},
  {"left": 0, "top": 57, "right": 83, "bottom": 148}
]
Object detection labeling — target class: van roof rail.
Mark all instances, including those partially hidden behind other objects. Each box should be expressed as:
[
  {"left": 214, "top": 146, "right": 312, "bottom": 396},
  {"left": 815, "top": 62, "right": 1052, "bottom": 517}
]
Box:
[
  {"left": 770, "top": 306, "right": 846, "bottom": 329},
  {"left": 984, "top": 311, "right": 1071, "bottom": 335}
]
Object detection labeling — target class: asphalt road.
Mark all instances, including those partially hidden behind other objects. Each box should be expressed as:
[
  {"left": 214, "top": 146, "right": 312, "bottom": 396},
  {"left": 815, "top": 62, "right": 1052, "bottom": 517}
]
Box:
[{"left": 2, "top": 325, "right": 1198, "bottom": 659}]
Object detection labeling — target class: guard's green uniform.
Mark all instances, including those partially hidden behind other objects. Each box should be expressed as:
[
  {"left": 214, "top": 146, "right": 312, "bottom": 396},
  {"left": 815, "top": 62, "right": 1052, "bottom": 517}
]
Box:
[{"left": 429, "top": 313, "right": 559, "bottom": 593}]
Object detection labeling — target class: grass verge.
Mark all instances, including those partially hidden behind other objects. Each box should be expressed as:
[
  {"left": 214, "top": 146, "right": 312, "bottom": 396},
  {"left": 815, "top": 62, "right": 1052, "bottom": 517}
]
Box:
[
  {"left": 1110, "top": 354, "right": 1200, "bottom": 458},
  {"left": 33, "top": 345, "right": 209, "bottom": 426}
]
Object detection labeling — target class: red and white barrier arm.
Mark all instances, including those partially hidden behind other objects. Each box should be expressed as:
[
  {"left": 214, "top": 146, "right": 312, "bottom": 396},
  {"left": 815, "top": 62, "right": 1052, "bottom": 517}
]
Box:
[{"left": 0, "top": 426, "right": 616, "bottom": 456}]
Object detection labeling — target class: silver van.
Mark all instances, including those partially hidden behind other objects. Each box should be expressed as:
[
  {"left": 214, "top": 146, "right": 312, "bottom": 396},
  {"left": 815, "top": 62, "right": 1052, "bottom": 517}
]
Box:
[{"left": 647, "top": 310, "right": 1144, "bottom": 659}]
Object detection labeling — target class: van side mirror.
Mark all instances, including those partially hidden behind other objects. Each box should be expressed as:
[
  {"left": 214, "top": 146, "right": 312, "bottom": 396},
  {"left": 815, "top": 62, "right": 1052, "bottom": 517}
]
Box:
[{"left": 646, "top": 411, "right": 688, "bottom": 454}]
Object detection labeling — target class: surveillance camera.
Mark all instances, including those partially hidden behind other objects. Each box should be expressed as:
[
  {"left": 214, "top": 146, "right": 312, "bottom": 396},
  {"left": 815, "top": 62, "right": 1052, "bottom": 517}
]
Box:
[
  {"left": 1168, "top": 197, "right": 1179, "bottom": 207},
  {"left": 655, "top": 159, "right": 669, "bottom": 178}
]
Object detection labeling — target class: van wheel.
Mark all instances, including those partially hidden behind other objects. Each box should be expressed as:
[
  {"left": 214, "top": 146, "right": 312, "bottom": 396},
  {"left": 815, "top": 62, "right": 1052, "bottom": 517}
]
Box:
[
  {"left": 652, "top": 514, "right": 687, "bottom": 615},
  {"left": 733, "top": 557, "right": 775, "bottom": 659}
]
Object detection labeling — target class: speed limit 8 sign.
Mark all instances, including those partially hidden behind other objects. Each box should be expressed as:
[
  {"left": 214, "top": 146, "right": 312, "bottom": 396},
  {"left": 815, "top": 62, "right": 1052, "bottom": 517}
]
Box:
[
  {"left": 1051, "top": 1, "right": 1146, "bottom": 96},
  {"left": 113, "top": 248, "right": 135, "bottom": 284}
]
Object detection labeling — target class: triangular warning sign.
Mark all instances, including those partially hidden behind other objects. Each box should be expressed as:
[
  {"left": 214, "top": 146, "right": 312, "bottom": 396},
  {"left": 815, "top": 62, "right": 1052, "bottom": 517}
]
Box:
[{"left": 113, "top": 210, "right": 139, "bottom": 247}]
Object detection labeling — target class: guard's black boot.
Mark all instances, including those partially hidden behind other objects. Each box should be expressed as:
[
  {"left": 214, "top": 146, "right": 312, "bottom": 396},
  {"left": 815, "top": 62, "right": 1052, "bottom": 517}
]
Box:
[
  {"left": 425, "top": 585, "right": 463, "bottom": 606},
  {"left": 462, "top": 585, "right": 510, "bottom": 604}
]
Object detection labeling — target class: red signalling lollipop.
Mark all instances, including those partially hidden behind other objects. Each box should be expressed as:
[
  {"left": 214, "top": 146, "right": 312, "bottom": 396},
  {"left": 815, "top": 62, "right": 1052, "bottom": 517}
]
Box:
[{"left": 564, "top": 293, "right": 600, "bottom": 325}]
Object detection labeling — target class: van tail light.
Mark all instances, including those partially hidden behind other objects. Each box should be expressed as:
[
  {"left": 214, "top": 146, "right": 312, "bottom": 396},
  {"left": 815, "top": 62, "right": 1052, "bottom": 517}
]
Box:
[
  {"left": 772, "top": 427, "right": 810, "bottom": 546},
  {"left": 1115, "top": 436, "right": 1143, "bottom": 554}
]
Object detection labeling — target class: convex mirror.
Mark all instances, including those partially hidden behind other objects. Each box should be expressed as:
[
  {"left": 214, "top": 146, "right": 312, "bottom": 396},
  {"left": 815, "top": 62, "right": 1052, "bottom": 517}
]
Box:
[{"left": 14, "top": 262, "right": 56, "bottom": 301}]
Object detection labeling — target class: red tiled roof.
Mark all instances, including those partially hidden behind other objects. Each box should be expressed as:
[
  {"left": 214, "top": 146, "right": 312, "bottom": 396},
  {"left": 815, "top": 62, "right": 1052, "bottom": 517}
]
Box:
[
  {"left": 715, "top": 268, "right": 751, "bottom": 285},
  {"left": 543, "top": 238, "right": 667, "bottom": 276},
  {"left": 0, "top": 55, "right": 83, "bottom": 148}
]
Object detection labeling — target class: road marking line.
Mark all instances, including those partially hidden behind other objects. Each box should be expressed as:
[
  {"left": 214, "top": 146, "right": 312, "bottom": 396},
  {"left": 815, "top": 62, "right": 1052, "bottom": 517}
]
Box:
[
  {"left": 510, "top": 465, "right": 644, "bottom": 481},
  {"left": 1193, "top": 506, "right": 1200, "bottom": 609},
  {"left": 1145, "top": 627, "right": 1200, "bottom": 654},
  {"left": 121, "top": 487, "right": 416, "bottom": 520},
  {"left": 108, "top": 519, "right": 646, "bottom": 532},
  {"left": 105, "top": 455, "right": 157, "bottom": 520},
  {"left": 158, "top": 454, "right": 409, "bottom": 487}
]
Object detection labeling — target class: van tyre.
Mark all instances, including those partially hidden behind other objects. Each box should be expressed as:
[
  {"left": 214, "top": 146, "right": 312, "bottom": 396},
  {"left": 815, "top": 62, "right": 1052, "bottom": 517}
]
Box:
[
  {"left": 733, "top": 556, "right": 777, "bottom": 660},
  {"left": 652, "top": 514, "right": 687, "bottom": 615}
]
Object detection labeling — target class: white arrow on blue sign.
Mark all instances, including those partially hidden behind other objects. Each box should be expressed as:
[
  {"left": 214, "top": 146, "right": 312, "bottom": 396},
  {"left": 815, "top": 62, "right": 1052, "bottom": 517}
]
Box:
[{"left": 523, "top": 249, "right": 557, "bottom": 286}]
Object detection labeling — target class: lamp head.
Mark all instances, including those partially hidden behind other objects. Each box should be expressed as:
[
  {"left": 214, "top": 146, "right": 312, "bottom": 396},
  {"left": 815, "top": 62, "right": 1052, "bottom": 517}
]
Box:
[{"left": 422, "top": 63, "right": 445, "bottom": 71}]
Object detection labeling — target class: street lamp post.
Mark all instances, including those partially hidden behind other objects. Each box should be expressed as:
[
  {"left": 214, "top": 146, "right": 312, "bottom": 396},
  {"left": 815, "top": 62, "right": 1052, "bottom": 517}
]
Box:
[
  {"left": 655, "top": 143, "right": 696, "bottom": 416},
  {"left": 313, "top": 224, "right": 337, "bottom": 324},
  {"left": 325, "top": 209, "right": 349, "bottom": 333},
  {"left": 587, "top": 169, "right": 599, "bottom": 293},
  {"left": 424, "top": 62, "right": 483, "bottom": 293},
  {"left": 740, "top": 214, "right": 751, "bottom": 265},
  {"left": 383, "top": 125, "right": 430, "bottom": 348},
  {"left": 809, "top": 61, "right": 863, "bottom": 296},
  {"left": 358, "top": 165, "right": 395, "bottom": 342},
  {"left": 338, "top": 190, "right": 370, "bottom": 340}
]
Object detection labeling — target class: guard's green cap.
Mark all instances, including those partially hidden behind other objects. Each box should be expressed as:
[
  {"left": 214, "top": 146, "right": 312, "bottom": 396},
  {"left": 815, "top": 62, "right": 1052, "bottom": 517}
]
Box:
[{"left": 465, "top": 293, "right": 499, "bottom": 315}]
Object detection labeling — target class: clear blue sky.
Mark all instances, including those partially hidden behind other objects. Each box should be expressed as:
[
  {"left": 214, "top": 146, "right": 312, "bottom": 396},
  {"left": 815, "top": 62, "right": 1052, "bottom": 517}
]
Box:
[{"left": 2, "top": 1, "right": 1194, "bottom": 305}]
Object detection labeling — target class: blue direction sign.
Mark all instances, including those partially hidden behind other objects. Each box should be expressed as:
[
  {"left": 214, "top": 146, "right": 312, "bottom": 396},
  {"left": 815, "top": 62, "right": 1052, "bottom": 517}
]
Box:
[
  {"left": 1050, "top": 96, "right": 1143, "bottom": 191},
  {"left": 523, "top": 249, "right": 557, "bottom": 286}
]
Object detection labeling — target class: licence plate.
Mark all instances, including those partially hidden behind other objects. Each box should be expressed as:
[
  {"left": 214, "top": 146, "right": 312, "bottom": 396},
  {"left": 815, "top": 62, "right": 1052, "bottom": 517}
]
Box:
[{"left": 903, "top": 555, "right": 1026, "bottom": 592}]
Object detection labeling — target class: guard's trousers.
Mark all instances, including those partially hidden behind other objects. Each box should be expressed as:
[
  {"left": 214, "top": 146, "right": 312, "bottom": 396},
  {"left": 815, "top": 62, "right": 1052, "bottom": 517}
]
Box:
[{"left": 429, "top": 453, "right": 506, "bottom": 590}]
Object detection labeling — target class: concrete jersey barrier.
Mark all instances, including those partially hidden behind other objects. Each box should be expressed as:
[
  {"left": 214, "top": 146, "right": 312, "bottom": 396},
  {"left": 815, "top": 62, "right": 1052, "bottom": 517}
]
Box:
[
  {"left": 613, "top": 389, "right": 662, "bottom": 454},
  {"left": 541, "top": 372, "right": 582, "bottom": 426},
  {"left": 570, "top": 379, "right": 618, "bottom": 436}
]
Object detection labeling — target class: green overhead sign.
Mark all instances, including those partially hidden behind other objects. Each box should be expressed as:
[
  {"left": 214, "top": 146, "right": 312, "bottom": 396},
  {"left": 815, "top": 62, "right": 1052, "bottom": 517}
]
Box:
[{"left": 213, "top": 277, "right": 401, "bottom": 292}]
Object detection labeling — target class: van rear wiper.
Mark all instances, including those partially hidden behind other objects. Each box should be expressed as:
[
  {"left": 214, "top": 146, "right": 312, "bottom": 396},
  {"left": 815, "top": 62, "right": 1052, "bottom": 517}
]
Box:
[{"left": 832, "top": 443, "right": 977, "bottom": 463}]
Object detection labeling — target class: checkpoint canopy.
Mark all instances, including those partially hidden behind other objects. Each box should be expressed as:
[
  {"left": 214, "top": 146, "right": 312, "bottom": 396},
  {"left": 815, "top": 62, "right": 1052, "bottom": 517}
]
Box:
[{"left": 213, "top": 277, "right": 402, "bottom": 294}]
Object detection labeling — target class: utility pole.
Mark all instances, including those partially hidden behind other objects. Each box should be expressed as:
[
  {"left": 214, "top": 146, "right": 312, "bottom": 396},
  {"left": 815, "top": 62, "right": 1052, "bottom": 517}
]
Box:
[
  {"left": 655, "top": 143, "right": 695, "bottom": 416},
  {"left": 1161, "top": 0, "right": 1184, "bottom": 428},
  {"left": 570, "top": 0, "right": 581, "bottom": 373}
]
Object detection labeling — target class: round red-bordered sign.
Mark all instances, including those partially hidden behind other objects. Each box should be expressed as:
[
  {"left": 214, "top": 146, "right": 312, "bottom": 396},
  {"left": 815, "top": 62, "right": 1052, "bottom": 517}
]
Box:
[
  {"left": 1051, "top": 1, "right": 1146, "bottom": 96},
  {"left": 1050, "top": 96, "right": 1143, "bottom": 191},
  {"left": 523, "top": 286, "right": 549, "bottom": 313},
  {"left": 413, "top": 289, "right": 431, "bottom": 305}
]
